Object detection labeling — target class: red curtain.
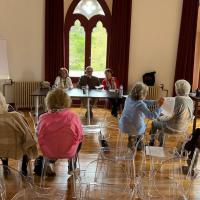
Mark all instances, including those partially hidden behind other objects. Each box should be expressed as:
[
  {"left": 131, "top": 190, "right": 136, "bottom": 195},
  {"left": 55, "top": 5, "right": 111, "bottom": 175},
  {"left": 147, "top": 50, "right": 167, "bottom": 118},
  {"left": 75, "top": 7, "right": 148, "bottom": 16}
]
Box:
[
  {"left": 174, "top": 0, "right": 199, "bottom": 91},
  {"left": 45, "top": 0, "right": 64, "bottom": 84},
  {"left": 108, "top": 0, "right": 132, "bottom": 91}
]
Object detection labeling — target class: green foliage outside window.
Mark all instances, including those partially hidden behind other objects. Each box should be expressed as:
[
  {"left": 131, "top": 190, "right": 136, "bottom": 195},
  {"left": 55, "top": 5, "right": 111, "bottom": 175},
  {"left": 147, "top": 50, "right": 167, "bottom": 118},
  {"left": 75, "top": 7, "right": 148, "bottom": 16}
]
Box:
[
  {"left": 69, "top": 20, "right": 107, "bottom": 75},
  {"left": 91, "top": 21, "right": 107, "bottom": 72},
  {"left": 69, "top": 20, "right": 85, "bottom": 72}
]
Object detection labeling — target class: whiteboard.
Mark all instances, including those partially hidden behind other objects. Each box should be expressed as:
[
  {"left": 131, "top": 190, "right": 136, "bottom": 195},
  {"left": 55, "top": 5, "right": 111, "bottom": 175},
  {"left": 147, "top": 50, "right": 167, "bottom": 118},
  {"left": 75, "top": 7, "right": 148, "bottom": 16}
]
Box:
[{"left": 0, "top": 39, "right": 9, "bottom": 79}]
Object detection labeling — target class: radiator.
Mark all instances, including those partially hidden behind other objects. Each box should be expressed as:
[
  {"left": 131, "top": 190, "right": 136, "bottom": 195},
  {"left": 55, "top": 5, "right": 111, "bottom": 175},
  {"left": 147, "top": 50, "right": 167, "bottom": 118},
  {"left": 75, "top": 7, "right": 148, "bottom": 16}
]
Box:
[
  {"left": 14, "top": 81, "right": 44, "bottom": 110},
  {"left": 146, "top": 86, "right": 161, "bottom": 100}
]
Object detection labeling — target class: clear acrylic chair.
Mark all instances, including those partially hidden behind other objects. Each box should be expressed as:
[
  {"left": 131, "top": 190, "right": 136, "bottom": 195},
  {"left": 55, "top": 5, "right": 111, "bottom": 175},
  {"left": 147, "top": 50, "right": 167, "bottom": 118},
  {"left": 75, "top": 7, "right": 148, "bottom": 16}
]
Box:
[
  {"left": 162, "top": 130, "right": 188, "bottom": 148},
  {"left": 154, "top": 119, "right": 193, "bottom": 148},
  {"left": 99, "top": 128, "right": 144, "bottom": 159},
  {"left": 79, "top": 158, "right": 138, "bottom": 200},
  {"left": 0, "top": 164, "right": 34, "bottom": 200},
  {"left": 98, "top": 128, "right": 145, "bottom": 183},
  {"left": 153, "top": 148, "right": 200, "bottom": 200},
  {"left": 40, "top": 155, "right": 79, "bottom": 199},
  {"left": 11, "top": 185, "right": 65, "bottom": 200},
  {"left": 176, "top": 148, "right": 199, "bottom": 199},
  {"left": 0, "top": 177, "right": 6, "bottom": 200},
  {"left": 140, "top": 149, "right": 197, "bottom": 200},
  {"left": 1, "top": 163, "right": 65, "bottom": 200},
  {"left": 143, "top": 145, "right": 182, "bottom": 199}
]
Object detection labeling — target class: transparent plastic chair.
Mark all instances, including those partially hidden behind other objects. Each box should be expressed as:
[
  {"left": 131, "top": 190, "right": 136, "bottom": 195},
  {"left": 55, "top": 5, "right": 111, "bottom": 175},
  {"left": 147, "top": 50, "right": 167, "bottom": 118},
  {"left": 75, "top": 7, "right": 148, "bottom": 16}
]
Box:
[
  {"left": 40, "top": 156, "right": 79, "bottom": 199},
  {"left": 98, "top": 128, "right": 145, "bottom": 182},
  {"left": 0, "top": 164, "right": 35, "bottom": 200},
  {"left": 0, "top": 177, "right": 6, "bottom": 200},
  {"left": 11, "top": 185, "right": 65, "bottom": 200},
  {"left": 140, "top": 148, "right": 200, "bottom": 200},
  {"left": 79, "top": 159, "right": 138, "bottom": 200}
]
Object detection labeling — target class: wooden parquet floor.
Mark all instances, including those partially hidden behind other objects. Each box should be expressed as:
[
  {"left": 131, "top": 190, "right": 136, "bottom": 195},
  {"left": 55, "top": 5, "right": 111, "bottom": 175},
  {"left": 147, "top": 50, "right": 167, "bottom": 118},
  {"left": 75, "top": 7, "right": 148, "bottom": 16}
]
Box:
[{"left": 2, "top": 108, "right": 200, "bottom": 199}]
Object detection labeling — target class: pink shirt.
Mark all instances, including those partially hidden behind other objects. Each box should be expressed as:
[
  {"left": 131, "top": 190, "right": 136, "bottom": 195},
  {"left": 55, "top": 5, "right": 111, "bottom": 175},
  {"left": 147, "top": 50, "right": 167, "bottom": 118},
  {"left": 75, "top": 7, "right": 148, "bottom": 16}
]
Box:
[{"left": 38, "top": 108, "right": 83, "bottom": 159}]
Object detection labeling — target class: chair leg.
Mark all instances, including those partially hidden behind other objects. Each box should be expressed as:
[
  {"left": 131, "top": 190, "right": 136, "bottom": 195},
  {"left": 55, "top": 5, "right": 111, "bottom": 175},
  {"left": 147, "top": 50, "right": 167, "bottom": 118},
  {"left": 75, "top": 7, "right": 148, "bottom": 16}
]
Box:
[
  {"left": 27, "top": 160, "right": 33, "bottom": 177},
  {"left": 71, "top": 157, "right": 77, "bottom": 199},
  {"left": 40, "top": 157, "right": 48, "bottom": 188}
]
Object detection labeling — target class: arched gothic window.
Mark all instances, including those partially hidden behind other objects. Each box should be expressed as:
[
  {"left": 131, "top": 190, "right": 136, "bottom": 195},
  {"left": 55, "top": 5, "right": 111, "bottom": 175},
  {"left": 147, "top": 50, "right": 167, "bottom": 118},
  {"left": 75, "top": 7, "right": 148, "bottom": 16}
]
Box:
[{"left": 65, "top": 0, "right": 111, "bottom": 78}]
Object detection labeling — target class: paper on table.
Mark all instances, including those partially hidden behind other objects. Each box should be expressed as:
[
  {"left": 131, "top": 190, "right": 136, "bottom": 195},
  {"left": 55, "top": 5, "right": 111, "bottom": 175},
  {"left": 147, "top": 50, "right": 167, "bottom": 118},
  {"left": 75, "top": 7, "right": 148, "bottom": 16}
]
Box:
[
  {"left": 95, "top": 85, "right": 103, "bottom": 90},
  {"left": 145, "top": 146, "right": 165, "bottom": 158},
  {"left": 161, "top": 97, "right": 175, "bottom": 117}
]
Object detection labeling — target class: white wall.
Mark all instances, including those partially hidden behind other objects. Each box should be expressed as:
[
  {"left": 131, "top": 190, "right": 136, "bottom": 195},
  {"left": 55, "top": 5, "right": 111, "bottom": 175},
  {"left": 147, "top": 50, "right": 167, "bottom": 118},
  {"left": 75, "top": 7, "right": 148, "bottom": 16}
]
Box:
[
  {"left": 129, "top": 0, "right": 183, "bottom": 95},
  {"left": 0, "top": 0, "right": 183, "bottom": 98},
  {"left": 0, "top": 0, "right": 45, "bottom": 81}
]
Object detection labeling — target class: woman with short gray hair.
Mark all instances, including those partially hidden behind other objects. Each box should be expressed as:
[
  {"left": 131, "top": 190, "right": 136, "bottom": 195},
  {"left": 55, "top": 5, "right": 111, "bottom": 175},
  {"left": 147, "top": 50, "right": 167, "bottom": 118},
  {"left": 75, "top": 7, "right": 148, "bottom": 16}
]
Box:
[
  {"left": 175, "top": 79, "right": 191, "bottom": 96},
  {"left": 119, "top": 82, "right": 164, "bottom": 150},
  {"left": 149, "top": 79, "right": 194, "bottom": 146},
  {"left": 130, "top": 82, "right": 149, "bottom": 100}
]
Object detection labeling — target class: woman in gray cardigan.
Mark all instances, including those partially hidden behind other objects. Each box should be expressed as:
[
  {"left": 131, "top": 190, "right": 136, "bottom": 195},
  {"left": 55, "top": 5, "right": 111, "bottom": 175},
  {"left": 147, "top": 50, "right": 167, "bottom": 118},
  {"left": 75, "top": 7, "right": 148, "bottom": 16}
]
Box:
[{"left": 149, "top": 79, "right": 194, "bottom": 146}]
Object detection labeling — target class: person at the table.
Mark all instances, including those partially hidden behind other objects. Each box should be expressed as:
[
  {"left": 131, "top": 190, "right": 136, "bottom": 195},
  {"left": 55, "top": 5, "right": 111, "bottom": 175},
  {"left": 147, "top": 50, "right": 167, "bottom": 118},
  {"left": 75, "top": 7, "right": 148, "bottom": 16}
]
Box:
[
  {"left": 77, "top": 66, "right": 100, "bottom": 118},
  {"left": 149, "top": 79, "right": 194, "bottom": 146},
  {"left": 54, "top": 67, "right": 73, "bottom": 89},
  {"left": 119, "top": 82, "right": 164, "bottom": 150},
  {"left": 102, "top": 68, "right": 120, "bottom": 117}
]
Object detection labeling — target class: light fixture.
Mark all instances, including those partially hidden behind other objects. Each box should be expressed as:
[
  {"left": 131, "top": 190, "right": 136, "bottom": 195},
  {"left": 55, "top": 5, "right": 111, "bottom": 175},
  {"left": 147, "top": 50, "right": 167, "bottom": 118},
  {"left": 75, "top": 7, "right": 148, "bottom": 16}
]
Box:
[{"left": 73, "top": 0, "right": 105, "bottom": 20}]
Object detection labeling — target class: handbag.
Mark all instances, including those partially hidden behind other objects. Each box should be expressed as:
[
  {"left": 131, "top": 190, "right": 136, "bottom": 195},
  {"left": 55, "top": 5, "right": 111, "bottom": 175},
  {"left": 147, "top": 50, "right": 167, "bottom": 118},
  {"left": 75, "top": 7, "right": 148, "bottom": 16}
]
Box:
[{"left": 143, "top": 71, "right": 156, "bottom": 86}]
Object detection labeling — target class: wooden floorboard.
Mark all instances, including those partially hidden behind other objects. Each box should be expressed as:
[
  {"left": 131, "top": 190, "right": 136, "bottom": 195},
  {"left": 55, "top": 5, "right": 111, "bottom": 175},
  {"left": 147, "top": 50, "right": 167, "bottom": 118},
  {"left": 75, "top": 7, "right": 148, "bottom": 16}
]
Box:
[{"left": 2, "top": 108, "right": 200, "bottom": 199}]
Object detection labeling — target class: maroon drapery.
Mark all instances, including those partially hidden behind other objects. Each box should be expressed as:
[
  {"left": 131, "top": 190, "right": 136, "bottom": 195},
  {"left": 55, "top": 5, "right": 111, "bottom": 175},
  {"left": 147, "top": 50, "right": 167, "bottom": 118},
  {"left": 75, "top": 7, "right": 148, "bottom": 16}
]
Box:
[
  {"left": 174, "top": 0, "right": 199, "bottom": 92},
  {"left": 45, "top": 0, "right": 64, "bottom": 84},
  {"left": 108, "top": 0, "right": 132, "bottom": 91}
]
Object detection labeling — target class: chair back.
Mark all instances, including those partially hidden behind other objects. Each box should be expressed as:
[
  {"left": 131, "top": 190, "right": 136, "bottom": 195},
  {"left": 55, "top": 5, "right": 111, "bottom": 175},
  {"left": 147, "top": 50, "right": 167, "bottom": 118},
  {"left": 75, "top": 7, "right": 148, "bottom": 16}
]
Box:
[
  {"left": 11, "top": 186, "right": 64, "bottom": 200},
  {"left": 82, "top": 159, "right": 135, "bottom": 199},
  {"left": 0, "top": 164, "right": 33, "bottom": 200}
]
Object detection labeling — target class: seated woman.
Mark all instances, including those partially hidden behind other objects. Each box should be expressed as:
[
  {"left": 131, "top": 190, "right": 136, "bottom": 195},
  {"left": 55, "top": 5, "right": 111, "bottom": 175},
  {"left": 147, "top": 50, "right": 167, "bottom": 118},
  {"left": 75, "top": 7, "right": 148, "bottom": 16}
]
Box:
[
  {"left": 102, "top": 68, "right": 120, "bottom": 117},
  {"left": 149, "top": 79, "right": 194, "bottom": 146},
  {"left": 37, "top": 89, "right": 83, "bottom": 174},
  {"left": 54, "top": 67, "right": 73, "bottom": 89},
  {"left": 119, "top": 82, "right": 164, "bottom": 150},
  {"left": 0, "top": 92, "right": 38, "bottom": 176}
]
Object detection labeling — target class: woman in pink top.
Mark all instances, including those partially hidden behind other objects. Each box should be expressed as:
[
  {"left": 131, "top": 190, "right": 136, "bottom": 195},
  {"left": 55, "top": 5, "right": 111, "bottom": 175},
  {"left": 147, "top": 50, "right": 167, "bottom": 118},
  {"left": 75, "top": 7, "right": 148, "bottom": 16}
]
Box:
[{"left": 38, "top": 89, "right": 83, "bottom": 174}]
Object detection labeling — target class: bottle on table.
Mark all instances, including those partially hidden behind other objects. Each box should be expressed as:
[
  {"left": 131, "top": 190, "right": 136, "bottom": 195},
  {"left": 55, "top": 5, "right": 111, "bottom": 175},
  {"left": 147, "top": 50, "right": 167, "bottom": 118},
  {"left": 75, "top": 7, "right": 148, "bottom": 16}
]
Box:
[
  {"left": 196, "top": 88, "right": 200, "bottom": 97},
  {"left": 85, "top": 84, "right": 89, "bottom": 95},
  {"left": 119, "top": 84, "right": 123, "bottom": 98}
]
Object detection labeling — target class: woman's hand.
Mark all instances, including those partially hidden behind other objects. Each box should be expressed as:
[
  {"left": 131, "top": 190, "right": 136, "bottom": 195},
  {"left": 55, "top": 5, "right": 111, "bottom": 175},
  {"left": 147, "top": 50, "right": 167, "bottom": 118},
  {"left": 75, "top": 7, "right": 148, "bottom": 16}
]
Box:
[{"left": 156, "top": 97, "right": 165, "bottom": 107}]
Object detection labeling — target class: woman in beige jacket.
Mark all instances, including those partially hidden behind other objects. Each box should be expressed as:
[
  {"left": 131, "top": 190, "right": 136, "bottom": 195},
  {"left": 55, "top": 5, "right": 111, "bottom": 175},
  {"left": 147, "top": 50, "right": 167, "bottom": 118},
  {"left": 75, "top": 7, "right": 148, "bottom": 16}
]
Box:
[{"left": 0, "top": 92, "right": 38, "bottom": 175}]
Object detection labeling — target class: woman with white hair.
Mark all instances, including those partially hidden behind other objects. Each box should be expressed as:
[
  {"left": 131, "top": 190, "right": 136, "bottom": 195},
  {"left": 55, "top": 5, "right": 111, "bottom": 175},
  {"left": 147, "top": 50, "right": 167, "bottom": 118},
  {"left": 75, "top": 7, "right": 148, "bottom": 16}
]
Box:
[
  {"left": 149, "top": 79, "right": 194, "bottom": 146},
  {"left": 0, "top": 92, "right": 38, "bottom": 175},
  {"left": 119, "top": 82, "right": 164, "bottom": 150}
]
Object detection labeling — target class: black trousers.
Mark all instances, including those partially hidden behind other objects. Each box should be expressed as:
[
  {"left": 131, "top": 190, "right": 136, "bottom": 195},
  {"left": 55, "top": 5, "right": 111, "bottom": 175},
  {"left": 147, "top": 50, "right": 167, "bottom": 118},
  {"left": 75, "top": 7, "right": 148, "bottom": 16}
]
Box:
[
  {"left": 109, "top": 98, "right": 122, "bottom": 116},
  {"left": 1, "top": 155, "right": 29, "bottom": 171}
]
